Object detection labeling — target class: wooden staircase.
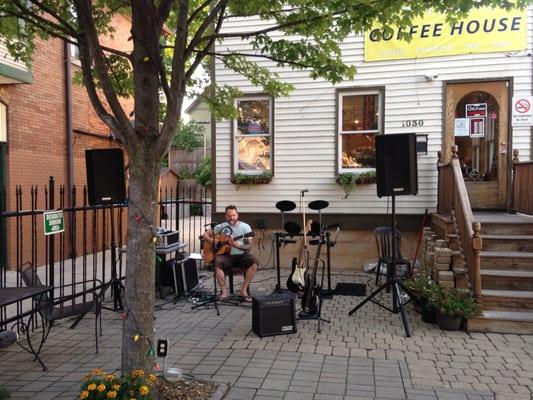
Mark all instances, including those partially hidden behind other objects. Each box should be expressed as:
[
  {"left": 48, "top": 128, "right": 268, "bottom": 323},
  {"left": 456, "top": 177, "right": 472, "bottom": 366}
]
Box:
[
  {"left": 467, "top": 212, "right": 533, "bottom": 334},
  {"left": 435, "top": 146, "right": 533, "bottom": 334}
]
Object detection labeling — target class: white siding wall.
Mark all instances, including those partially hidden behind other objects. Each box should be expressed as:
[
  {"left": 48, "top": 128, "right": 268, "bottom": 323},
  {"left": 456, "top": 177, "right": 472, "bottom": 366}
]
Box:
[
  {"left": 214, "top": 10, "right": 533, "bottom": 214},
  {"left": 0, "top": 41, "right": 29, "bottom": 76}
]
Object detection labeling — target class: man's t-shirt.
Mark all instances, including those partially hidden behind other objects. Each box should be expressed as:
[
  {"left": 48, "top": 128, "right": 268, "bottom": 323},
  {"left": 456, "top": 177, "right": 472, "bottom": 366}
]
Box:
[{"left": 214, "top": 221, "right": 252, "bottom": 255}]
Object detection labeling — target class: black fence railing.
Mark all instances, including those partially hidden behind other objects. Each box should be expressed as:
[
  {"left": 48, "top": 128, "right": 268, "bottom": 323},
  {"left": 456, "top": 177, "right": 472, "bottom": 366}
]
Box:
[{"left": 0, "top": 177, "right": 211, "bottom": 332}]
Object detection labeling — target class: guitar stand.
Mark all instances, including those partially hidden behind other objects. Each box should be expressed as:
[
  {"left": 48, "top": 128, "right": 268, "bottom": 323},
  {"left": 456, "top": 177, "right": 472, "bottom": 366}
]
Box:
[{"left": 297, "top": 259, "right": 330, "bottom": 333}]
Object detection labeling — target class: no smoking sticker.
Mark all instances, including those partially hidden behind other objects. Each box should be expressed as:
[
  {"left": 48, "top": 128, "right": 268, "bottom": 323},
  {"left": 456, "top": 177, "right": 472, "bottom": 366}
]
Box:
[
  {"left": 512, "top": 96, "right": 533, "bottom": 126},
  {"left": 515, "top": 99, "right": 531, "bottom": 113}
]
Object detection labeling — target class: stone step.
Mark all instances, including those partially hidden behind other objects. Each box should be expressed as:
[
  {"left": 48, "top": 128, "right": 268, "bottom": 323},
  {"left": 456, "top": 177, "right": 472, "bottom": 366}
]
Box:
[
  {"left": 481, "top": 269, "right": 533, "bottom": 291},
  {"left": 480, "top": 251, "right": 533, "bottom": 271},
  {"left": 468, "top": 310, "right": 533, "bottom": 334},
  {"left": 481, "top": 289, "right": 533, "bottom": 311},
  {"left": 482, "top": 234, "right": 533, "bottom": 252}
]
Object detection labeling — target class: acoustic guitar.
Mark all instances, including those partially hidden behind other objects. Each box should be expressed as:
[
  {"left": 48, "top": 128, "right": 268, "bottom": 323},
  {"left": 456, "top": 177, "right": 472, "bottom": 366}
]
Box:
[{"left": 203, "top": 231, "right": 255, "bottom": 263}]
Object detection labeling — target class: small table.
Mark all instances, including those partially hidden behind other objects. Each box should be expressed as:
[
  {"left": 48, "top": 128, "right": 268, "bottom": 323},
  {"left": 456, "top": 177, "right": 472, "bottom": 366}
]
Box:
[
  {"left": 155, "top": 242, "right": 187, "bottom": 298},
  {"left": 0, "top": 286, "right": 53, "bottom": 370}
]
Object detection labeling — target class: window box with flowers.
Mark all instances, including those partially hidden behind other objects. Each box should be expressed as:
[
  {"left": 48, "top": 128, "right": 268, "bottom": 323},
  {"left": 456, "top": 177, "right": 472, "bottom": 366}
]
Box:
[{"left": 230, "top": 171, "right": 273, "bottom": 189}]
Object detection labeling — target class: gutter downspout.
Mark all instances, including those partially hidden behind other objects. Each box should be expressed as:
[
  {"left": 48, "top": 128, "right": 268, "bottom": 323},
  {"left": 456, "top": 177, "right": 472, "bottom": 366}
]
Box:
[{"left": 64, "top": 40, "right": 74, "bottom": 205}]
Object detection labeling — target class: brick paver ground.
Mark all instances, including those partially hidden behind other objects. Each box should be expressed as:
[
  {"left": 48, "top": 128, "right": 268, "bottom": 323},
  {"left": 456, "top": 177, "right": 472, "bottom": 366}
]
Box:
[{"left": 1, "top": 269, "right": 532, "bottom": 399}]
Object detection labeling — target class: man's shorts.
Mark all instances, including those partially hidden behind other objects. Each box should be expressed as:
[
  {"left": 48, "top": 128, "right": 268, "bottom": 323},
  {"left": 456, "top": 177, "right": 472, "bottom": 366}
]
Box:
[{"left": 214, "top": 253, "right": 258, "bottom": 272}]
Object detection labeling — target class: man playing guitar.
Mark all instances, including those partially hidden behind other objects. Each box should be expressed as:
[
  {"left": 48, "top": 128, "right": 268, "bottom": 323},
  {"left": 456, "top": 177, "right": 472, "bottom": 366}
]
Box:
[{"left": 203, "top": 205, "right": 258, "bottom": 302}]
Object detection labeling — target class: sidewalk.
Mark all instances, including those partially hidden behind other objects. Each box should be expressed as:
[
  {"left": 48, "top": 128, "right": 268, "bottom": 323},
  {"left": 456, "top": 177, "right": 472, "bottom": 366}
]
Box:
[{"left": 1, "top": 269, "right": 532, "bottom": 399}]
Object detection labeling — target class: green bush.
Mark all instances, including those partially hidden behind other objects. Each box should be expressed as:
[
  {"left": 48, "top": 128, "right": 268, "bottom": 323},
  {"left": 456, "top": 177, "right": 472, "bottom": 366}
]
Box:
[
  {"left": 174, "top": 121, "right": 205, "bottom": 152},
  {"left": 336, "top": 173, "right": 357, "bottom": 199},
  {"left": 194, "top": 157, "right": 211, "bottom": 187}
]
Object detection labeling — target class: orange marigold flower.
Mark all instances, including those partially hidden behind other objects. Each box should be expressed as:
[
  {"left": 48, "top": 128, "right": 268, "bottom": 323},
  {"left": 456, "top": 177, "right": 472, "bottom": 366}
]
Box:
[
  {"left": 97, "top": 383, "right": 106, "bottom": 392},
  {"left": 139, "top": 385, "right": 149, "bottom": 396},
  {"left": 105, "top": 373, "right": 116, "bottom": 381},
  {"left": 80, "top": 390, "right": 89, "bottom": 399},
  {"left": 106, "top": 390, "right": 118, "bottom": 399},
  {"left": 131, "top": 369, "right": 145, "bottom": 377},
  {"left": 112, "top": 384, "right": 121, "bottom": 391},
  {"left": 92, "top": 368, "right": 103, "bottom": 375},
  {"left": 148, "top": 373, "right": 157, "bottom": 383},
  {"left": 87, "top": 384, "right": 97, "bottom": 391}
]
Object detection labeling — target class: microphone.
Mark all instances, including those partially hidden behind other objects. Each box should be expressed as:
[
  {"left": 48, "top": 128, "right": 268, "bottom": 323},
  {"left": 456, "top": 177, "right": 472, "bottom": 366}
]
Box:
[{"left": 300, "top": 189, "right": 309, "bottom": 194}]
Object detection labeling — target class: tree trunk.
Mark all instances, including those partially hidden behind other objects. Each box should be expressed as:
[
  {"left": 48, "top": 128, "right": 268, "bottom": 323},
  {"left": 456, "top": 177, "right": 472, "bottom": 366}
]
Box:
[{"left": 121, "top": 142, "right": 160, "bottom": 372}]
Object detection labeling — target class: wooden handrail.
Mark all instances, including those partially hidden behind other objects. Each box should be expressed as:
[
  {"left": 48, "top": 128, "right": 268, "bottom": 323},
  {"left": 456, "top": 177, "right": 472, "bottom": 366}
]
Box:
[
  {"left": 436, "top": 145, "right": 482, "bottom": 304},
  {"left": 511, "top": 149, "right": 533, "bottom": 215}
]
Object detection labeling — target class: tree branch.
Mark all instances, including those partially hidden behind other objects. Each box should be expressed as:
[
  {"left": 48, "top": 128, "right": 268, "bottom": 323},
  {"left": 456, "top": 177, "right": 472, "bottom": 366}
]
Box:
[
  {"left": 184, "top": 1, "right": 226, "bottom": 83},
  {"left": 26, "top": 0, "right": 78, "bottom": 36},
  {"left": 74, "top": 0, "right": 133, "bottom": 142},
  {"left": 188, "top": 0, "right": 216, "bottom": 25},
  {"left": 207, "top": 50, "right": 316, "bottom": 70},
  {"left": 184, "top": 0, "right": 228, "bottom": 61}
]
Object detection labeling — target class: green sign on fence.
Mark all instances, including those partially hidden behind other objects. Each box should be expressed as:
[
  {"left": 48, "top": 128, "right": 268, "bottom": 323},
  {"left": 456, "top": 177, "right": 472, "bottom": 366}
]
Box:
[{"left": 43, "top": 210, "right": 64, "bottom": 236}]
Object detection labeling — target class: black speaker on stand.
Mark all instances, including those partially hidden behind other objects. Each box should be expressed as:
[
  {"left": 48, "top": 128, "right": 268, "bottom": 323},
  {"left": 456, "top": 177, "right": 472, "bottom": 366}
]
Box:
[
  {"left": 348, "top": 133, "right": 418, "bottom": 337},
  {"left": 85, "top": 148, "right": 126, "bottom": 311}
]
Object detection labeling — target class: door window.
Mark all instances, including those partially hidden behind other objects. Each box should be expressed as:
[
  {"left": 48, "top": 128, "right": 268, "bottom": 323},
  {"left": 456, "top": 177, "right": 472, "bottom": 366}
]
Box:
[{"left": 454, "top": 91, "right": 499, "bottom": 181}]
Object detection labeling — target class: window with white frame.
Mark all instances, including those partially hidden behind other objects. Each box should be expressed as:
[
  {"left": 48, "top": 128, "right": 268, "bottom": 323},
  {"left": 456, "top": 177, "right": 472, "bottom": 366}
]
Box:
[
  {"left": 233, "top": 96, "right": 272, "bottom": 174},
  {"left": 338, "top": 90, "right": 382, "bottom": 171}
]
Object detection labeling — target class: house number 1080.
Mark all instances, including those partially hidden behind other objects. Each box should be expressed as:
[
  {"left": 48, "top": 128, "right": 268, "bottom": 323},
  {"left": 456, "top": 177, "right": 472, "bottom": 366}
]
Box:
[{"left": 401, "top": 120, "right": 424, "bottom": 127}]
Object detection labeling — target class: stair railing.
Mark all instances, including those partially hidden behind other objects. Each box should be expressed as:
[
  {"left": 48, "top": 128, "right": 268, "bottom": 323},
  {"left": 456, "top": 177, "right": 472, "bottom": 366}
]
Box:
[
  {"left": 511, "top": 149, "right": 533, "bottom": 215},
  {"left": 437, "top": 145, "right": 482, "bottom": 304}
]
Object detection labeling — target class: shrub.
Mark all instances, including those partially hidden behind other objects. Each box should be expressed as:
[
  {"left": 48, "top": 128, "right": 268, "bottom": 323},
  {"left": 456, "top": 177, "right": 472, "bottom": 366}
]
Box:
[
  {"left": 194, "top": 157, "right": 211, "bottom": 187},
  {"left": 435, "top": 288, "right": 481, "bottom": 319},
  {"left": 174, "top": 121, "right": 205, "bottom": 152}
]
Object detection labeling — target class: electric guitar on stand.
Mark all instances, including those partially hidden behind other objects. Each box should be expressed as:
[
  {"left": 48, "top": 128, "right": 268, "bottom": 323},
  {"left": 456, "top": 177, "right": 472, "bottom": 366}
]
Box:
[
  {"left": 301, "top": 231, "right": 325, "bottom": 316},
  {"left": 287, "top": 189, "right": 311, "bottom": 293}
]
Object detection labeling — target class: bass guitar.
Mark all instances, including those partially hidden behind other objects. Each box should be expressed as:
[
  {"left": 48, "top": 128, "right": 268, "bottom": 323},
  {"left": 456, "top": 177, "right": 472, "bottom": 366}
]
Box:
[
  {"left": 287, "top": 219, "right": 312, "bottom": 293},
  {"left": 301, "top": 232, "right": 324, "bottom": 315},
  {"left": 203, "top": 231, "right": 255, "bottom": 263}
]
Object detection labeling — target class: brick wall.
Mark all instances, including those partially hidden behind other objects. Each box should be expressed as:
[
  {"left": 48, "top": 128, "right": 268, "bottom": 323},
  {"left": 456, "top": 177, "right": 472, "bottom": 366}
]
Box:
[{"left": 1, "top": 15, "right": 134, "bottom": 269}]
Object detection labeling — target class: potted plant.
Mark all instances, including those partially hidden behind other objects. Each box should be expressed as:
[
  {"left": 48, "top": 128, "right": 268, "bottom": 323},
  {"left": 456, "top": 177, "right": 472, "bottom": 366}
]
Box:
[
  {"left": 355, "top": 170, "right": 377, "bottom": 185},
  {"left": 336, "top": 172, "right": 357, "bottom": 199},
  {"left": 434, "top": 288, "right": 481, "bottom": 331},
  {"left": 230, "top": 171, "right": 273, "bottom": 188},
  {"left": 404, "top": 275, "right": 439, "bottom": 324}
]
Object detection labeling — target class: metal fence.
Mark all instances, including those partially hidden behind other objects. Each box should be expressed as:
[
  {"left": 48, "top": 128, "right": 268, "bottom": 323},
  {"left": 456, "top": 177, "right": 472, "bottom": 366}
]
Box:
[{"left": 0, "top": 177, "right": 211, "bottom": 330}]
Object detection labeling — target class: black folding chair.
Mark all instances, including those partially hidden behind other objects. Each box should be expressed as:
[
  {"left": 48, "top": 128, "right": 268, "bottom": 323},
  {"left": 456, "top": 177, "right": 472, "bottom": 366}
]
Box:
[
  {"left": 374, "top": 227, "right": 411, "bottom": 286},
  {"left": 19, "top": 266, "right": 104, "bottom": 353}
]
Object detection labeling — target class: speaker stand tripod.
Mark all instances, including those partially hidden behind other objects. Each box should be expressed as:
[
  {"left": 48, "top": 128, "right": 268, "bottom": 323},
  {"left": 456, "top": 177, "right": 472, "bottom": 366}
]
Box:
[
  {"left": 102, "top": 204, "right": 124, "bottom": 312},
  {"left": 347, "top": 195, "right": 415, "bottom": 337}
]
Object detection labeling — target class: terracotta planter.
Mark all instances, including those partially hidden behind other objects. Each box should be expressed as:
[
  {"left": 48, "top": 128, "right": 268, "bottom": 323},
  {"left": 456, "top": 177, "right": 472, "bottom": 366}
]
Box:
[{"left": 436, "top": 311, "right": 462, "bottom": 331}]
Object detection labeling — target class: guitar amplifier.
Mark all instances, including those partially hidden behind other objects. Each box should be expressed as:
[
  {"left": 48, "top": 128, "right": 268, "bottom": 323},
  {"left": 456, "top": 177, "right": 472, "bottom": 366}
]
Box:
[
  {"left": 175, "top": 258, "right": 199, "bottom": 295},
  {"left": 252, "top": 294, "right": 296, "bottom": 337},
  {"left": 156, "top": 229, "right": 180, "bottom": 248}
]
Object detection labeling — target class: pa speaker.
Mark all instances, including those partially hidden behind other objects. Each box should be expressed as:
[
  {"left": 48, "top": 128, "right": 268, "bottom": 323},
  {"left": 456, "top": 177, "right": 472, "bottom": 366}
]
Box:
[
  {"left": 85, "top": 149, "right": 126, "bottom": 206},
  {"left": 375, "top": 133, "right": 418, "bottom": 197},
  {"left": 252, "top": 294, "right": 296, "bottom": 337}
]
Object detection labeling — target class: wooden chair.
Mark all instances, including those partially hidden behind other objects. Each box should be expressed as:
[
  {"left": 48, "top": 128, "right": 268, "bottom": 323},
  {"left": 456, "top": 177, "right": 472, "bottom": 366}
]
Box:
[
  {"left": 373, "top": 227, "right": 411, "bottom": 286},
  {"left": 19, "top": 266, "right": 104, "bottom": 353}
]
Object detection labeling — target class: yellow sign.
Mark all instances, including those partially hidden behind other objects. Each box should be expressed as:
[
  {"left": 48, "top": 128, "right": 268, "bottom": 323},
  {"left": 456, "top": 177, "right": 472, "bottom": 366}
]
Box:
[{"left": 364, "top": 7, "right": 527, "bottom": 61}]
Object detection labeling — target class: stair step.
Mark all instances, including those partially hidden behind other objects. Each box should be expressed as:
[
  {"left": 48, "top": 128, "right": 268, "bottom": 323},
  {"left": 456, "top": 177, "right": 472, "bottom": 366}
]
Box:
[
  {"left": 481, "top": 289, "right": 533, "bottom": 311},
  {"left": 468, "top": 310, "right": 533, "bottom": 334},
  {"left": 480, "top": 222, "right": 533, "bottom": 235},
  {"left": 480, "top": 251, "right": 533, "bottom": 270},
  {"left": 482, "top": 234, "right": 533, "bottom": 252},
  {"left": 481, "top": 269, "right": 533, "bottom": 291}
]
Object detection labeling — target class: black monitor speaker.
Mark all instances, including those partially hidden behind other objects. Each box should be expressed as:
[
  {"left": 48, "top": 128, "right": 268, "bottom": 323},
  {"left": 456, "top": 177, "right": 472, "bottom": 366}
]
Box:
[
  {"left": 85, "top": 148, "right": 126, "bottom": 206},
  {"left": 375, "top": 133, "right": 418, "bottom": 197}
]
